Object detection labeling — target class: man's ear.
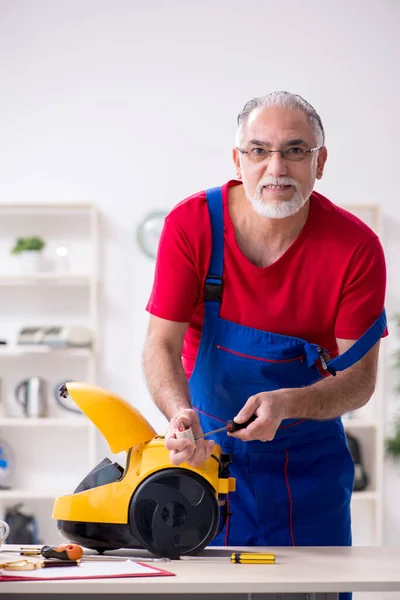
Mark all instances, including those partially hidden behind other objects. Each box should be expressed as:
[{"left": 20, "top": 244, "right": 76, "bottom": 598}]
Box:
[
  {"left": 316, "top": 146, "right": 328, "bottom": 180},
  {"left": 233, "top": 147, "right": 241, "bottom": 179}
]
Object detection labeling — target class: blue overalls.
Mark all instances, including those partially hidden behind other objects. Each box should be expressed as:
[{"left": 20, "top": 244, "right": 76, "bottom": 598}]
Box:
[{"left": 188, "top": 187, "right": 386, "bottom": 600}]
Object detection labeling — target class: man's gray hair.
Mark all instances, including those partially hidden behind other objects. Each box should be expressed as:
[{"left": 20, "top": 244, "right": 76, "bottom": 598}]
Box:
[{"left": 236, "top": 91, "right": 325, "bottom": 146}]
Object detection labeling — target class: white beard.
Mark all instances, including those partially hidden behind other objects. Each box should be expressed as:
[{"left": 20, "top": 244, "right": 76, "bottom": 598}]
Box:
[{"left": 250, "top": 176, "right": 308, "bottom": 219}]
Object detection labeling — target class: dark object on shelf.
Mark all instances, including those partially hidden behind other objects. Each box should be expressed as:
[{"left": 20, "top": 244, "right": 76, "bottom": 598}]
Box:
[
  {"left": 17, "top": 325, "right": 92, "bottom": 347},
  {"left": 346, "top": 432, "right": 369, "bottom": 491},
  {"left": 4, "top": 503, "right": 41, "bottom": 544},
  {"left": 15, "top": 377, "right": 48, "bottom": 418}
]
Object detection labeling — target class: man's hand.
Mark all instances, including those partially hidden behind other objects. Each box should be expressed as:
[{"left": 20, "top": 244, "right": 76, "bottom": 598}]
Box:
[
  {"left": 230, "top": 389, "right": 290, "bottom": 442},
  {"left": 165, "top": 408, "right": 214, "bottom": 467},
  {"left": 232, "top": 339, "right": 381, "bottom": 441}
]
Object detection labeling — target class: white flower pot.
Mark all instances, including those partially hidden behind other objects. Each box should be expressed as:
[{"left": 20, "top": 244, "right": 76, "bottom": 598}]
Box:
[{"left": 18, "top": 251, "right": 42, "bottom": 274}]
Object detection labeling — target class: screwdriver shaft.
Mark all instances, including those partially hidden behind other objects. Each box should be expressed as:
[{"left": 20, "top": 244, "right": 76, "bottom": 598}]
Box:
[
  {"left": 194, "top": 415, "right": 257, "bottom": 440},
  {"left": 195, "top": 426, "right": 228, "bottom": 440}
]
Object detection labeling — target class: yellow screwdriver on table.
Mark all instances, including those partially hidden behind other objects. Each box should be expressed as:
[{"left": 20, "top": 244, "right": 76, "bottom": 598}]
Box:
[{"left": 180, "top": 552, "right": 275, "bottom": 564}]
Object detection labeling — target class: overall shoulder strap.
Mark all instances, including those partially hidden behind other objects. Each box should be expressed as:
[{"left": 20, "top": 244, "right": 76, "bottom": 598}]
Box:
[
  {"left": 326, "top": 308, "right": 387, "bottom": 373},
  {"left": 204, "top": 186, "right": 224, "bottom": 316}
]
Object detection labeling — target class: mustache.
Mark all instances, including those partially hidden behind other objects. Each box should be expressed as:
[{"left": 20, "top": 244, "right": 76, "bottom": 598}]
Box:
[{"left": 256, "top": 176, "right": 301, "bottom": 192}]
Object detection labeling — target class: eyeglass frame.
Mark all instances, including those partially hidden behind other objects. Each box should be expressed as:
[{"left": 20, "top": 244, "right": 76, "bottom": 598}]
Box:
[{"left": 235, "top": 144, "right": 323, "bottom": 162}]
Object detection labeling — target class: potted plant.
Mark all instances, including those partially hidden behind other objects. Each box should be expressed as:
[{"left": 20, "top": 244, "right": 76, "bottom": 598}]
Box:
[
  {"left": 11, "top": 236, "right": 46, "bottom": 273},
  {"left": 385, "top": 314, "right": 400, "bottom": 462},
  {"left": 386, "top": 419, "right": 400, "bottom": 462}
]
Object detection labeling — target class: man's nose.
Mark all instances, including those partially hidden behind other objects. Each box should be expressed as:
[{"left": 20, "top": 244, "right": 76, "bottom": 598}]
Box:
[{"left": 265, "top": 151, "right": 288, "bottom": 177}]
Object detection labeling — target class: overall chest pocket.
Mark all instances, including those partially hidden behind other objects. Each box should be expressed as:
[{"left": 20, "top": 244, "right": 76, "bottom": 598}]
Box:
[{"left": 215, "top": 343, "right": 318, "bottom": 391}]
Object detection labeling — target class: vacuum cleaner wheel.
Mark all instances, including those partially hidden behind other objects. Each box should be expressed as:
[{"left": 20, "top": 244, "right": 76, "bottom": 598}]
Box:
[{"left": 129, "top": 468, "right": 219, "bottom": 558}]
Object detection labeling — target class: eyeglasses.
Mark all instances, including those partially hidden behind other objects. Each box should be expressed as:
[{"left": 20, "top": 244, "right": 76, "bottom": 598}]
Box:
[{"left": 236, "top": 145, "right": 322, "bottom": 163}]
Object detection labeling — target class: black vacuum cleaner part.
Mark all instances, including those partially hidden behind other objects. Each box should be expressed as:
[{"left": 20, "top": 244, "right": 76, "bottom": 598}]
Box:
[
  {"left": 130, "top": 468, "right": 220, "bottom": 558},
  {"left": 57, "top": 460, "right": 221, "bottom": 558}
]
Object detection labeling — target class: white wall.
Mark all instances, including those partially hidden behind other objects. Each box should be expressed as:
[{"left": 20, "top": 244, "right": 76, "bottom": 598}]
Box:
[{"left": 0, "top": 0, "right": 399, "bottom": 544}]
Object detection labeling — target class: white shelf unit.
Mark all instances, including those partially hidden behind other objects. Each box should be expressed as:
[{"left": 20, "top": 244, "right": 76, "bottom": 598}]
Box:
[
  {"left": 0, "top": 202, "right": 99, "bottom": 544},
  {"left": 341, "top": 203, "right": 384, "bottom": 546},
  {"left": 0, "top": 273, "right": 92, "bottom": 285}
]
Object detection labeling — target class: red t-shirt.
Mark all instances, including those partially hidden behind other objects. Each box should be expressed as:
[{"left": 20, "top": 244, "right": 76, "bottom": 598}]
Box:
[{"left": 146, "top": 180, "right": 387, "bottom": 378}]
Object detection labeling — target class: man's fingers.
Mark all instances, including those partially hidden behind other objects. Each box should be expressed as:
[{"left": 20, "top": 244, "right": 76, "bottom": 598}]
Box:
[
  {"left": 170, "top": 448, "right": 194, "bottom": 466},
  {"left": 169, "top": 439, "right": 214, "bottom": 467},
  {"left": 166, "top": 435, "right": 192, "bottom": 452},
  {"left": 165, "top": 418, "right": 214, "bottom": 466},
  {"left": 206, "top": 439, "right": 215, "bottom": 455},
  {"left": 234, "top": 395, "right": 260, "bottom": 423},
  {"left": 232, "top": 418, "right": 279, "bottom": 442},
  {"left": 230, "top": 420, "right": 258, "bottom": 440},
  {"left": 169, "top": 441, "right": 196, "bottom": 465},
  {"left": 187, "top": 439, "right": 214, "bottom": 467}
]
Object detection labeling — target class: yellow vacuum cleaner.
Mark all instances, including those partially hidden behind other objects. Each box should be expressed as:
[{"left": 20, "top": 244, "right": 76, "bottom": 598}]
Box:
[{"left": 52, "top": 382, "right": 236, "bottom": 558}]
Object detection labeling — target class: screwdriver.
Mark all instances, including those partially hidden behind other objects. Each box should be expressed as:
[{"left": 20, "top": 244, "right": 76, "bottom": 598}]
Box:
[
  {"left": 41, "top": 544, "right": 84, "bottom": 561},
  {"left": 194, "top": 415, "right": 257, "bottom": 440},
  {"left": 21, "top": 544, "right": 84, "bottom": 561},
  {"left": 180, "top": 551, "right": 275, "bottom": 564}
]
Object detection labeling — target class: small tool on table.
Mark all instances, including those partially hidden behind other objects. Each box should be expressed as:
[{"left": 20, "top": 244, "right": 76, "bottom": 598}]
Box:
[
  {"left": 180, "top": 551, "right": 275, "bottom": 564},
  {"left": 13, "top": 545, "right": 169, "bottom": 564},
  {"left": 0, "top": 559, "right": 80, "bottom": 570},
  {"left": 80, "top": 554, "right": 170, "bottom": 562},
  {"left": 194, "top": 415, "right": 257, "bottom": 440},
  {"left": 0, "top": 544, "right": 84, "bottom": 570},
  {"left": 20, "top": 543, "right": 83, "bottom": 561},
  {"left": 40, "top": 543, "right": 83, "bottom": 560}
]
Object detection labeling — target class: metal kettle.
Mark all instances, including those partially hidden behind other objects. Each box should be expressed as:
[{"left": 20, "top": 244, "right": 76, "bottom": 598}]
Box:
[{"left": 15, "top": 377, "right": 48, "bottom": 418}]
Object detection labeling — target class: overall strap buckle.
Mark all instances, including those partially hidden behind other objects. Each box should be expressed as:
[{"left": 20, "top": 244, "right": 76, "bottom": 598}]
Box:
[
  {"left": 204, "top": 275, "right": 223, "bottom": 302},
  {"left": 317, "top": 347, "right": 337, "bottom": 376}
]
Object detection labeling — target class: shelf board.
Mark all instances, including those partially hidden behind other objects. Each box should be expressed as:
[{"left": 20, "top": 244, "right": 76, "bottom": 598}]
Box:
[
  {"left": 0, "top": 417, "right": 88, "bottom": 427},
  {"left": 0, "top": 489, "right": 63, "bottom": 500},
  {"left": 0, "top": 345, "right": 93, "bottom": 357},
  {"left": 0, "top": 273, "right": 92, "bottom": 286},
  {"left": 343, "top": 419, "right": 379, "bottom": 429},
  {"left": 351, "top": 491, "right": 379, "bottom": 502},
  {"left": 0, "top": 203, "right": 94, "bottom": 214}
]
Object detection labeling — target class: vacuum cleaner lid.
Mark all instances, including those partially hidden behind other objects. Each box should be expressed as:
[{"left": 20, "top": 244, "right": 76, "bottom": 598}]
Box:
[{"left": 59, "top": 382, "right": 157, "bottom": 453}]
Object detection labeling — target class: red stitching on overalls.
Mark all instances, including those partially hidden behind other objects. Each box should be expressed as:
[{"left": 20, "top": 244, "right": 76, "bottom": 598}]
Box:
[
  {"left": 195, "top": 404, "right": 306, "bottom": 428},
  {"left": 284, "top": 449, "right": 295, "bottom": 546},
  {"left": 216, "top": 345, "right": 305, "bottom": 364},
  {"left": 194, "top": 407, "right": 226, "bottom": 423},
  {"left": 279, "top": 420, "right": 306, "bottom": 428}
]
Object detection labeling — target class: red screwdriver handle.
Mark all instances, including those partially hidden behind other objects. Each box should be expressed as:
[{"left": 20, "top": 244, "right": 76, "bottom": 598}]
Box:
[{"left": 226, "top": 414, "right": 257, "bottom": 433}]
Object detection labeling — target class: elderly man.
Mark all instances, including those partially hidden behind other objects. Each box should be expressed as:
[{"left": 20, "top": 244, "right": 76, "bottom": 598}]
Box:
[{"left": 143, "top": 92, "right": 386, "bottom": 567}]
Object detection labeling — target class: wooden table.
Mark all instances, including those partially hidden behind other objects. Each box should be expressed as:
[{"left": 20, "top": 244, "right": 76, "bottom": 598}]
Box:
[{"left": 1, "top": 545, "right": 399, "bottom": 599}]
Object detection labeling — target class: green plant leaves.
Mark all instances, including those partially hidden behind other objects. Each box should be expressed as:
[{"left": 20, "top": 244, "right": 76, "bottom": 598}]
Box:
[{"left": 11, "top": 237, "right": 45, "bottom": 254}]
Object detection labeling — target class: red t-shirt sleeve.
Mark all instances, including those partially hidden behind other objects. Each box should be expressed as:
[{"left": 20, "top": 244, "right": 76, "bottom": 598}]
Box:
[
  {"left": 146, "top": 211, "right": 202, "bottom": 323},
  {"left": 334, "top": 235, "right": 387, "bottom": 340}
]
